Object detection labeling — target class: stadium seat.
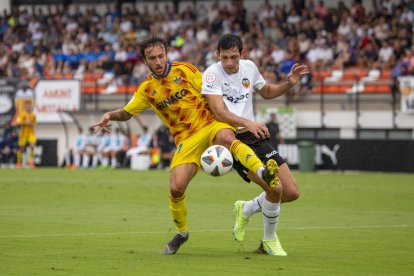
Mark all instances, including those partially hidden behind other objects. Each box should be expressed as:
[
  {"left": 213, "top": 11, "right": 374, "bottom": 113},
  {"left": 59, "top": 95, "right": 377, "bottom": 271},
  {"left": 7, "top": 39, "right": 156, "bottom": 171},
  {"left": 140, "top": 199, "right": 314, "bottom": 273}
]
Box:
[
  {"left": 362, "top": 69, "right": 380, "bottom": 81},
  {"left": 325, "top": 70, "right": 343, "bottom": 82},
  {"left": 116, "top": 85, "right": 128, "bottom": 94},
  {"left": 376, "top": 84, "right": 391, "bottom": 93},
  {"left": 63, "top": 73, "right": 74, "bottom": 79},
  {"left": 364, "top": 84, "right": 377, "bottom": 93},
  {"left": 313, "top": 71, "right": 331, "bottom": 81},
  {"left": 380, "top": 70, "right": 391, "bottom": 80},
  {"left": 127, "top": 85, "right": 137, "bottom": 94},
  {"left": 343, "top": 69, "right": 367, "bottom": 80},
  {"left": 347, "top": 83, "right": 365, "bottom": 94},
  {"left": 339, "top": 85, "right": 352, "bottom": 93}
]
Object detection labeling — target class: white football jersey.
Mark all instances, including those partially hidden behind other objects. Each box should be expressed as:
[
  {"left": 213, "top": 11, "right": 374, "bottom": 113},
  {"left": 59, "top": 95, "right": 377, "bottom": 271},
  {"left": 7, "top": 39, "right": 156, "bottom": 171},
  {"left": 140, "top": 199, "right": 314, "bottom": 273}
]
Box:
[{"left": 201, "top": 59, "right": 266, "bottom": 122}]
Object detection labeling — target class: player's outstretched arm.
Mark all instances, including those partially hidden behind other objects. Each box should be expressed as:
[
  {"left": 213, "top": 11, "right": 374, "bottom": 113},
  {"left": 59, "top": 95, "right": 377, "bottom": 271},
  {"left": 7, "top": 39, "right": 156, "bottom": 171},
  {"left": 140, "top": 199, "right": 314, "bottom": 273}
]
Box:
[
  {"left": 258, "top": 63, "right": 309, "bottom": 99},
  {"left": 91, "top": 109, "right": 132, "bottom": 134}
]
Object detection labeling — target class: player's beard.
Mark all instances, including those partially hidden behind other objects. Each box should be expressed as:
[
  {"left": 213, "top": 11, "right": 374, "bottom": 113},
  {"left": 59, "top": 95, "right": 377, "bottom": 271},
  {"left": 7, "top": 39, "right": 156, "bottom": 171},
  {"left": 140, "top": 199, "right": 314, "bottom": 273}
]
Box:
[{"left": 151, "top": 64, "right": 167, "bottom": 78}]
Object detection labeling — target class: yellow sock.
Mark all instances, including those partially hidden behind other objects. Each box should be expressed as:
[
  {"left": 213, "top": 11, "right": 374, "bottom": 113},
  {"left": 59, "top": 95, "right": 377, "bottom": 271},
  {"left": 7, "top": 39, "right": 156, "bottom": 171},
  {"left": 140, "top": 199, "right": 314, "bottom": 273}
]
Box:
[
  {"left": 17, "top": 151, "right": 22, "bottom": 164},
  {"left": 28, "top": 150, "right": 33, "bottom": 163},
  {"left": 169, "top": 194, "right": 188, "bottom": 233},
  {"left": 230, "top": 140, "right": 262, "bottom": 173}
]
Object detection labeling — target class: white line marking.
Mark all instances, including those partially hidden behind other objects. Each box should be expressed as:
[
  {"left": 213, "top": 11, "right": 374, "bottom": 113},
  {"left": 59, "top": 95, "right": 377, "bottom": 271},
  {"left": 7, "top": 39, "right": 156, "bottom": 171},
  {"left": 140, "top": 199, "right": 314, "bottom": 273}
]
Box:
[{"left": 0, "top": 225, "right": 411, "bottom": 239}]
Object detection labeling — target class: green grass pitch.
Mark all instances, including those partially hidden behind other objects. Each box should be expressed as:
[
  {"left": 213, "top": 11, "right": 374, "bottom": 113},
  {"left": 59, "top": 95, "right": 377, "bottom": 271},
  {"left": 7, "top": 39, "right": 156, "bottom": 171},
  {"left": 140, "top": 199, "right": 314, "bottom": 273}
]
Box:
[{"left": 0, "top": 169, "right": 413, "bottom": 275}]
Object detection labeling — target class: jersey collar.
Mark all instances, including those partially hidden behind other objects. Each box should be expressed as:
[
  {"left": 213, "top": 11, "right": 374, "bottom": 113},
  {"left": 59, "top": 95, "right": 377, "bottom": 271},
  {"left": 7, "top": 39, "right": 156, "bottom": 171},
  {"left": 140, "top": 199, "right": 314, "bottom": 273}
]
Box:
[{"left": 152, "top": 61, "right": 172, "bottom": 79}]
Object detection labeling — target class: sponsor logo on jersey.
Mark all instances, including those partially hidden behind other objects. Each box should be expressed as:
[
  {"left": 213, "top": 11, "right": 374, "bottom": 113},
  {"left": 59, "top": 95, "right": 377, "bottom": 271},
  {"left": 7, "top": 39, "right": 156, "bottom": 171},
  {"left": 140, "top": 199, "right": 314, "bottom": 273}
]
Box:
[
  {"left": 173, "top": 75, "right": 182, "bottom": 84},
  {"left": 156, "top": 89, "right": 188, "bottom": 109},
  {"left": 151, "top": 90, "right": 157, "bottom": 96},
  {"left": 242, "top": 78, "right": 250, "bottom": 88},
  {"left": 266, "top": 150, "right": 277, "bottom": 159},
  {"left": 223, "top": 92, "right": 249, "bottom": 103}
]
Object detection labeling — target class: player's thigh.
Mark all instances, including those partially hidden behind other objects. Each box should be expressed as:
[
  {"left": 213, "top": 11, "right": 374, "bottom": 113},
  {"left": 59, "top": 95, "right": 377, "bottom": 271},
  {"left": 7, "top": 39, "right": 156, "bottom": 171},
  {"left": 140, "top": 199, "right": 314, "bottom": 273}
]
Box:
[
  {"left": 27, "top": 134, "right": 37, "bottom": 145},
  {"left": 171, "top": 124, "right": 220, "bottom": 171},
  {"left": 18, "top": 135, "right": 28, "bottom": 148},
  {"left": 169, "top": 163, "right": 197, "bottom": 197},
  {"left": 208, "top": 121, "right": 236, "bottom": 147},
  {"left": 213, "top": 128, "right": 236, "bottom": 148}
]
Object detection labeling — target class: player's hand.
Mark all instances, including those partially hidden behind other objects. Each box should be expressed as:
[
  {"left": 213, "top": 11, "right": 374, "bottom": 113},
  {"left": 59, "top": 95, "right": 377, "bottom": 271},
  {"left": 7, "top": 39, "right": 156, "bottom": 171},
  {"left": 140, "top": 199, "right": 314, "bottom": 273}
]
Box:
[
  {"left": 91, "top": 113, "right": 112, "bottom": 134},
  {"left": 287, "top": 63, "right": 309, "bottom": 85},
  {"left": 245, "top": 121, "right": 269, "bottom": 140}
]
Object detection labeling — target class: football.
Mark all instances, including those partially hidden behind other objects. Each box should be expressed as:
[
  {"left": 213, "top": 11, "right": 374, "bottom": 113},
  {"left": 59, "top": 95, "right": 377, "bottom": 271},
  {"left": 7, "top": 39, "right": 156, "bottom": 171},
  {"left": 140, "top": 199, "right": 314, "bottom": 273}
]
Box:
[{"left": 200, "top": 145, "right": 233, "bottom": 177}]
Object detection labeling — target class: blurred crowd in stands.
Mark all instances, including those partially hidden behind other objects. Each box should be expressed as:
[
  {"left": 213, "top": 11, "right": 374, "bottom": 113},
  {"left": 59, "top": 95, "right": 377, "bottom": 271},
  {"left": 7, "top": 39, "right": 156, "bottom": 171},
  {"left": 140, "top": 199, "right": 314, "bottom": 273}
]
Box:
[{"left": 0, "top": 0, "right": 413, "bottom": 99}]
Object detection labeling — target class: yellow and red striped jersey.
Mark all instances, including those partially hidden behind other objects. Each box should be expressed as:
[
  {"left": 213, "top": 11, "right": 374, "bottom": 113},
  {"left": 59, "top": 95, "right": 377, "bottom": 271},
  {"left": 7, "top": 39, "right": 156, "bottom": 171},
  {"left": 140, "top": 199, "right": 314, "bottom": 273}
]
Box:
[{"left": 124, "top": 61, "right": 215, "bottom": 145}]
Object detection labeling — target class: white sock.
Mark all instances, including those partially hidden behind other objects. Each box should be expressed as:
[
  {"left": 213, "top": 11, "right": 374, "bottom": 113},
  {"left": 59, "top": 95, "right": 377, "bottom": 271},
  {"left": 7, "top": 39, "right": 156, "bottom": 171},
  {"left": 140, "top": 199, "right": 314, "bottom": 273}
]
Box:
[
  {"left": 262, "top": 199, "right": 280, "bottom": 240},
  {"left": 242, "top": 192, "right": 266, "bottom": 218},
  {"left": 64, "top": 151, "right": 71, "bottom": 165},
  {"left": 102, "top": 157, "right": 109, "bottom": 167},
  {"left": 92, "top": 155, "right": 98, "bottom": 167},
  {"left": 82, "top": 154, "right": 90, "bottom": 168},
  {"left": 74, "top": 153, "right": 81, "bottom": 167},
  {"left": 111, "top": 156, "right": 117, "bottom": 168}
]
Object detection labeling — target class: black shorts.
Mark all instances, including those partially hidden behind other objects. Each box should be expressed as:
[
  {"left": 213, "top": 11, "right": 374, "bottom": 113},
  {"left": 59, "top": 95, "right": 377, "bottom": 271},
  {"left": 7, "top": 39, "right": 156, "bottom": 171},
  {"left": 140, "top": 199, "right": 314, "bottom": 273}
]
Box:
[{"left": 233, "top": 131, "right": 286, "bottom": 183}]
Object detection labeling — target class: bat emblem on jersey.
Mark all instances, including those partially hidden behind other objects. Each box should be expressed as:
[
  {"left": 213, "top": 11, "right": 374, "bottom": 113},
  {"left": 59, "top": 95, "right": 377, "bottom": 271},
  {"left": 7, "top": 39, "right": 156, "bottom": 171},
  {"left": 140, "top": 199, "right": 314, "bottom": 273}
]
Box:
[{"left": 242, "top": 78, "right": 250, "bottom": 88}]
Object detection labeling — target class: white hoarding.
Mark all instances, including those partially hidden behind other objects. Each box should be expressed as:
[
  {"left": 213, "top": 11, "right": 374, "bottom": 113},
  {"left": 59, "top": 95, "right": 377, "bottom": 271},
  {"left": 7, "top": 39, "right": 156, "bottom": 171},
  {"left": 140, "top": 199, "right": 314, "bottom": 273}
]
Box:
[
  {"left": 35, "top": 80, "right": 81, "bottom": 113},
  {"left": 399, "top": 76, "right": 414, "bottom": 114}
]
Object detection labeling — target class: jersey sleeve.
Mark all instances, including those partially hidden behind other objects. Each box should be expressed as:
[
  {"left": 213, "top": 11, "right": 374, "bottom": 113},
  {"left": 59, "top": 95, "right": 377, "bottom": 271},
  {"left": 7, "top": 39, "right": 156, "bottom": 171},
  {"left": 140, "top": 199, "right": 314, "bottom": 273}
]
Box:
[
  {"left": 190, "top": 68, "right": 203, "bottom": 91},
  {"left": 123, "top": 84, "right": 150, "bottom": 116},
  {"left": 201, "top": 66, "right": 223, "bottom": 96}
]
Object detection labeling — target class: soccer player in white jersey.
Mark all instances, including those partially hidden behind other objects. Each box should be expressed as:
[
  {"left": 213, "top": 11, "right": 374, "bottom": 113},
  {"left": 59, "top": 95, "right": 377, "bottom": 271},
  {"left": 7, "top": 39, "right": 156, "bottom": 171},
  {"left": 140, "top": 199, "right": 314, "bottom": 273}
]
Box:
[
  {"left": 94, "top": 131, "right": 111, "bottom": 168},
  {"left": 92, "top": 35, "right": 279, "bottom": 255},
  {"left": 108, "top": 128, "right": 127, "bottom": 168},
  {"left": 64, "top": 127, "right": 85, "bottom": 168},
  {"left": 201, "top": 34, "right": 309, "bottom": 256},
  {"left": 82, "top": 127, "right": 99, "bottom": 168}
]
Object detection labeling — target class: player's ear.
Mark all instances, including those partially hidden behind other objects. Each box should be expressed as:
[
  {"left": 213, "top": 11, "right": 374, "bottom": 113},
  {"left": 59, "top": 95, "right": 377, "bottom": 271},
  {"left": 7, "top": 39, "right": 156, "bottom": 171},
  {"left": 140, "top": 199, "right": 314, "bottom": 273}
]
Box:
[
  {"left": 240, "top": 49, "right": 247, "bottom": 58},
  {"left": 215, "top": 50, "right": 220, "bottom": 58}
]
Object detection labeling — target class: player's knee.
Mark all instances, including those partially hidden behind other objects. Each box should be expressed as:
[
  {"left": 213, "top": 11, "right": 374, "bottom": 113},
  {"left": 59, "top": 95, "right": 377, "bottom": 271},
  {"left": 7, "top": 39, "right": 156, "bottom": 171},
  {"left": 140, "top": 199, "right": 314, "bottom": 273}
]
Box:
[
  {"left": 214, "top": 129, "right": 235, "bottom": 149},
  {"left": 266, "top": 184, "right": 282, "bottom": 202},
  {"left": 292, "top": 189, "right": 300, "bottom": 200},
  {"left": 169, "top": 181, "right": 186, "bottom": 198},
  {"left": 170, "top": 187, "right": 185, "bottom": 198},
  {"left": 284, "top": 187, "right": 300, "bottom": 202}
]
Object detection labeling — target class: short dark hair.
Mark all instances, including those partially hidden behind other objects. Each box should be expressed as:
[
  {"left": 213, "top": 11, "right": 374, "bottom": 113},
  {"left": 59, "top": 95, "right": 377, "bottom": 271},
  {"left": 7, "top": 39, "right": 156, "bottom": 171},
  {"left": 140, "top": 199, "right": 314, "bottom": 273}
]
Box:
[
  {"left": 138, "top": 35, "right": 168, "bottom": 58},
  {"left": 217, "top": 34, "right": 243, "bottom": 53}
]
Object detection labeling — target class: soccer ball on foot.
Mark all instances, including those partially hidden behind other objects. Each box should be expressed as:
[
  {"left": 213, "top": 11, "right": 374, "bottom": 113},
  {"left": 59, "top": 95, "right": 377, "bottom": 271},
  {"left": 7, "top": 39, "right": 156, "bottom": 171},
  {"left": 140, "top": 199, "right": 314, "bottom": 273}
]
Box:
[{"left": 200, "top": 145, "right": 233, "bottom": 177}]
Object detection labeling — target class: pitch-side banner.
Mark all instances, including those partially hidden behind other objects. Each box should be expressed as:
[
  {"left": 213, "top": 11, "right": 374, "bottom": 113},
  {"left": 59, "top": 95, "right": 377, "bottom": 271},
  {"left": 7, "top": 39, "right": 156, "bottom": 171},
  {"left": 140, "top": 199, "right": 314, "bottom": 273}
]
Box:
[
  {"left": 0, "top": 80, "right": 15, "bottom": 127},
  {"left": 399, "top": 76, "right": 414, "bottom": 113},
  {"left": 34, "top": 80, "right": 80, "bottom": 123}
]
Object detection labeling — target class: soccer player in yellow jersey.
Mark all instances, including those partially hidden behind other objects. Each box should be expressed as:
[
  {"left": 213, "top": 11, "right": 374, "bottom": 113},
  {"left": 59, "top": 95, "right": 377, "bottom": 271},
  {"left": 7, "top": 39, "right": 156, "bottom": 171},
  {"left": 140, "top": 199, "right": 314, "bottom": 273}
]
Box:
[
  {"left": 16, "top": 100, "right": 37, "bottom": 168},
  {"left": 92, "top": 35, "right": 278, "bottom": 255}
]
